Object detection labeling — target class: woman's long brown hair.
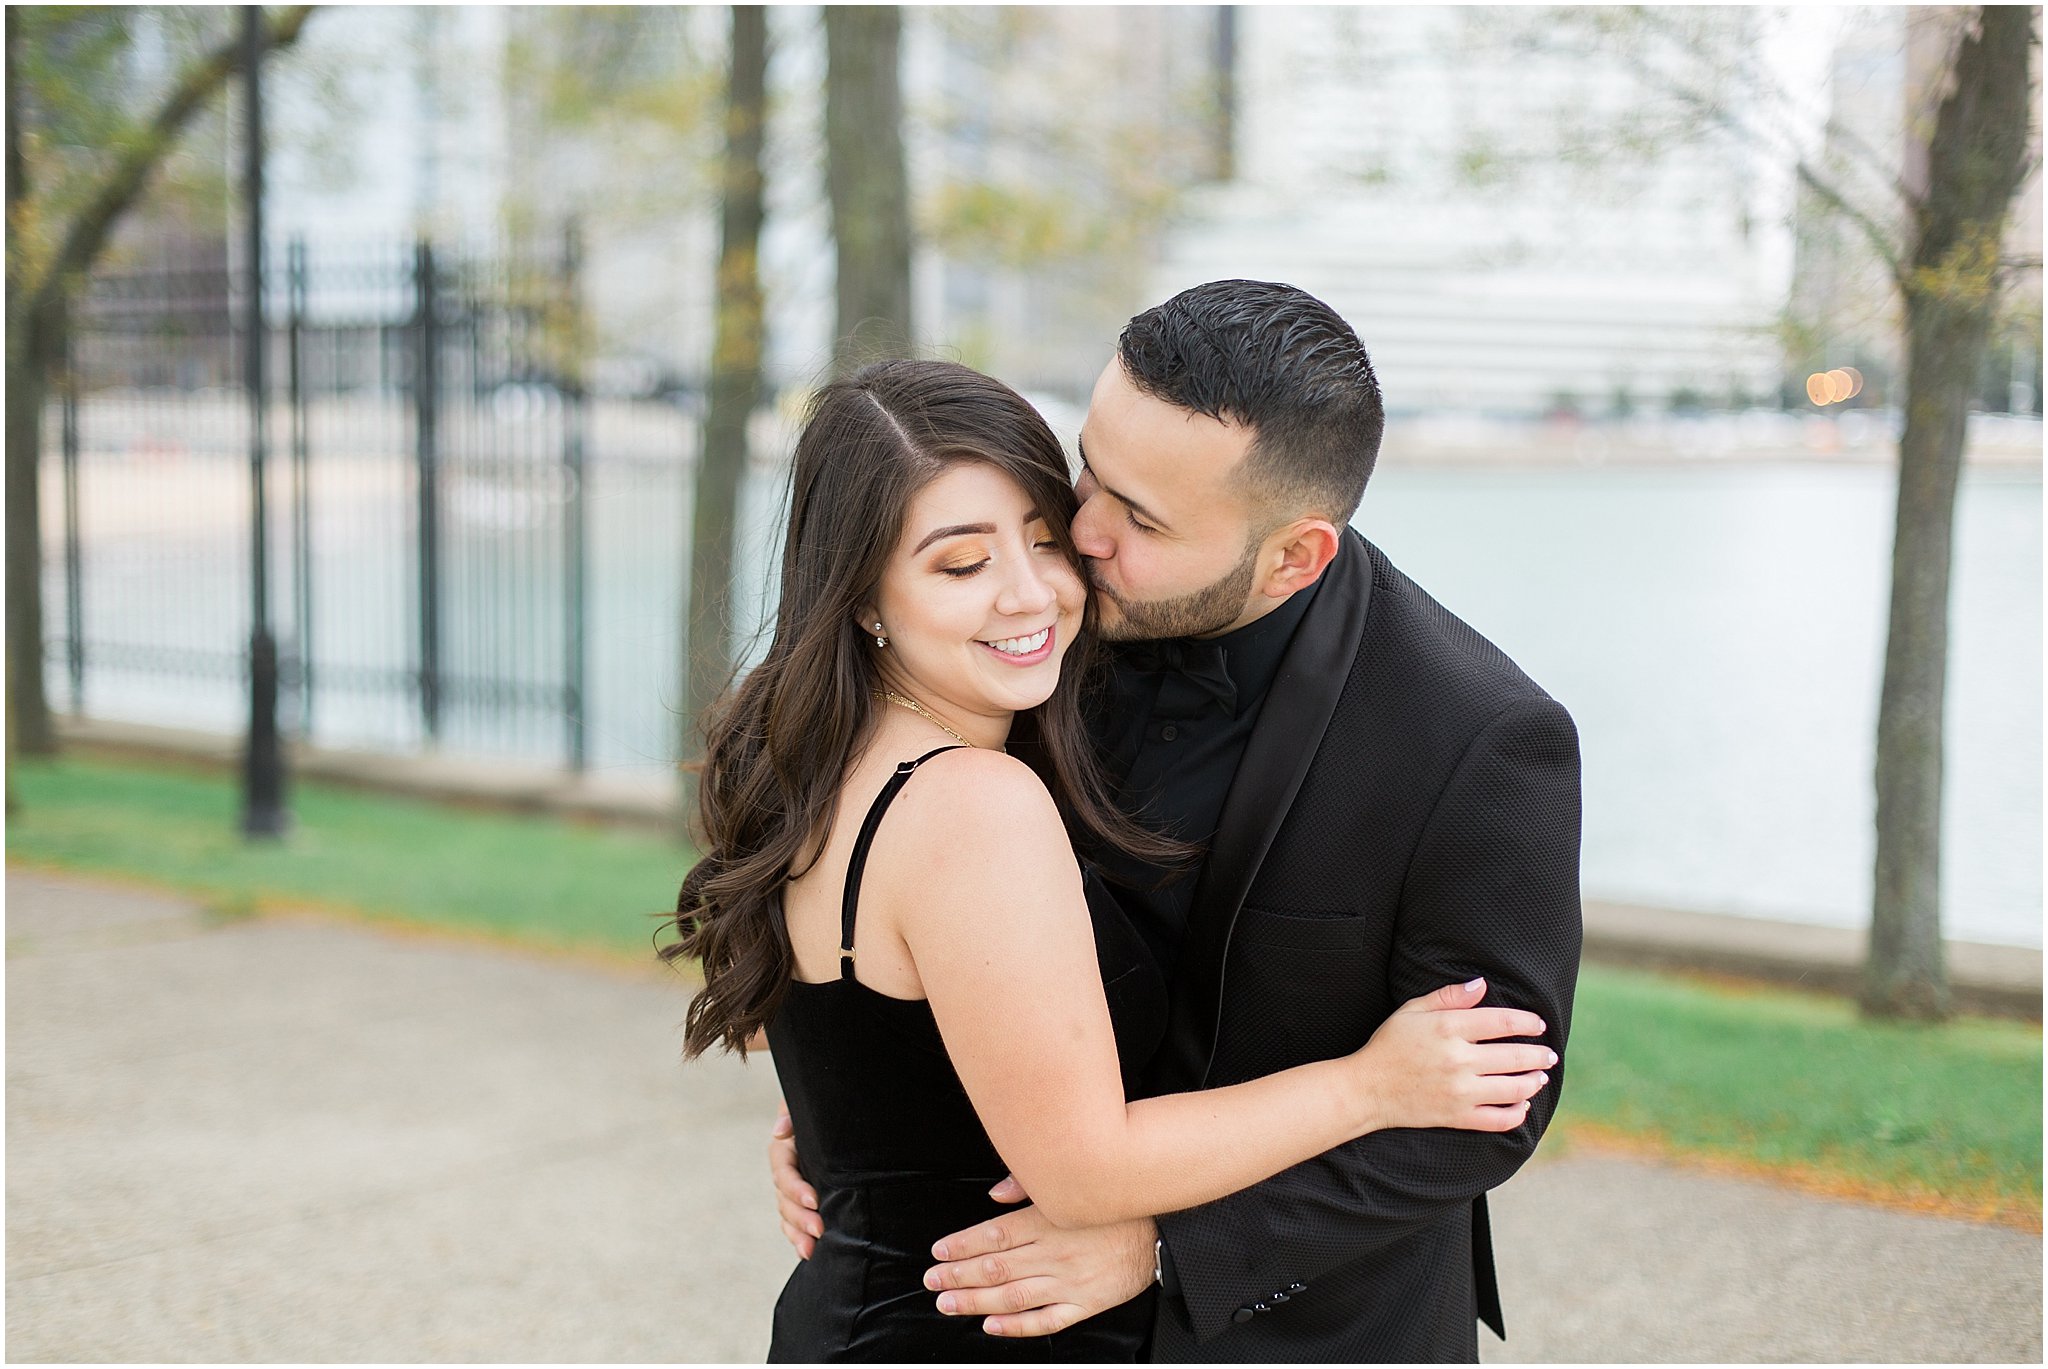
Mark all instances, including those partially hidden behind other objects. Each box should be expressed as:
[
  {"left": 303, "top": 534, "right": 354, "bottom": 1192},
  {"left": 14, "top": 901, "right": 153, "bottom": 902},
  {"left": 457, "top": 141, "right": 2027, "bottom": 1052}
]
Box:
[{"left": 660, "top": 359, "right": 1187, "bottom": 1059}]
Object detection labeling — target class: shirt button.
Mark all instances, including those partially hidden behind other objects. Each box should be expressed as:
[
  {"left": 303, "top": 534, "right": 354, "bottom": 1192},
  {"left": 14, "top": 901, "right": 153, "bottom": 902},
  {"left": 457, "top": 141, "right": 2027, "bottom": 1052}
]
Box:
[
  {"left": 1160, "top": 724, "right": 1179, "bottom": 741},
  {"left": 1232, "top": 1307, "right": 1255, "bottom": 1324}
]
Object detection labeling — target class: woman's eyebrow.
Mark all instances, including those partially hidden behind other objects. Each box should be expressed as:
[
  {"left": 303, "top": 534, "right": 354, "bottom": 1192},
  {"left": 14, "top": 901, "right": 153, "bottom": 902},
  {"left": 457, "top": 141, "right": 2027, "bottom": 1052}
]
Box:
[{"left": 913, "top": 523, "right": 996, "bottom": 554}]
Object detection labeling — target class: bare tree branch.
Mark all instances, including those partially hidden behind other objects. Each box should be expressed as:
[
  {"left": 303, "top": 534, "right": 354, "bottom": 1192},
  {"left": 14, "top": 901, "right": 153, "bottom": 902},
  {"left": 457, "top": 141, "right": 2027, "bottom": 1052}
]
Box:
[
  {"left": 1629, "top": 5, "right": 1917, "bottom": 209},
  {"left": 1588, "top": 11, "right": 1909, "bottom": 286},
  {"left": 1814, "top": 114, "right": 1922, "bottom": 211},
  {"left": 24, "top": 4, "right": 316, "bottom": 324},
  {"left": 1793, "top": 159, "right": 1911, "bottom": 294}
]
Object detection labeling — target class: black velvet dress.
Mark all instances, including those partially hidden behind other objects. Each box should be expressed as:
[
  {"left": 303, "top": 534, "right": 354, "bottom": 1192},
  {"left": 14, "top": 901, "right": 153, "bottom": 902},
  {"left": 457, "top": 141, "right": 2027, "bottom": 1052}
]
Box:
[{"left": 763, "top": 747, "right": 1168, "bottom": 1362}]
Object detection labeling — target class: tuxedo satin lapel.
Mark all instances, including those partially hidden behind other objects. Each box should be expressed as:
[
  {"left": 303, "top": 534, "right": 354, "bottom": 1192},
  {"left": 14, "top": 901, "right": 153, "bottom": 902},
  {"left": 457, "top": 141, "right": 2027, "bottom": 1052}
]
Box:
[{"left": 1157, "top": 530, "right": 1375, "bottom": 1089}]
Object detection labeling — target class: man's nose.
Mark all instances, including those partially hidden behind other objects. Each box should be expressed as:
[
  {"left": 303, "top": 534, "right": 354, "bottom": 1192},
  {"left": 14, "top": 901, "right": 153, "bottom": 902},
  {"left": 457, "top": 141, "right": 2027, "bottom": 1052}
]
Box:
[{"left": 1070, "top": 494, "right": 1114, "bottom": 560}]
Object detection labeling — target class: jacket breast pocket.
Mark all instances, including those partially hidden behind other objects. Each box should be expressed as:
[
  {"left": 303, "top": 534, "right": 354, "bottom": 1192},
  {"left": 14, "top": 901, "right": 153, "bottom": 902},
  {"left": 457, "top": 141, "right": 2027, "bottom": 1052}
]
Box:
[
  {"left": 1214, "top": 907, "right": 1382, "bottom": 1080},
  {"left": 1232, "top": 905, "right": 1369, "bottom": 953}
]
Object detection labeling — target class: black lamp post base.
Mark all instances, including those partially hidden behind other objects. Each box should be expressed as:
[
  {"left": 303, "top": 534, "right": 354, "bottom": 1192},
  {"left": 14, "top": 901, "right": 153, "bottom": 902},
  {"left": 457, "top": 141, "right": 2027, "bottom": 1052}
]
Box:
[{"left": 241, "top": 627, "right": 290, "bottom": 840}]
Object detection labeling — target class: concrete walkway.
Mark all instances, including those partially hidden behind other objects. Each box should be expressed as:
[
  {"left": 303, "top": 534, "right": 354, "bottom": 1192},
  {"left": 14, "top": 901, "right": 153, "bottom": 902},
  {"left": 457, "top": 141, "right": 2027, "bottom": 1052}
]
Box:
[{"left": 6, "top": 868, "right": 2039, "bottom": 1363}]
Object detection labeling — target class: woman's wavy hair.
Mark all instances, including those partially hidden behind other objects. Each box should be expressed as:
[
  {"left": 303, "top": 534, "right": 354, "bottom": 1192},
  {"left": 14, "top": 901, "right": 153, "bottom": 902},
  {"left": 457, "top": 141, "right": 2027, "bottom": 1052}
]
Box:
[{"left": 660, "top": 359, "right": 1187, "bottom": 1059}]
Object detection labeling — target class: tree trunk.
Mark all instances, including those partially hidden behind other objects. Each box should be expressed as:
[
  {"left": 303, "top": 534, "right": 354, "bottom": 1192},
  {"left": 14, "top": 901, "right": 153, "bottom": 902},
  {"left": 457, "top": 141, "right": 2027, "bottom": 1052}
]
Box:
[
  {"left": 4, "top": 309, "right": 55, "bottom": 757},
  {"left": 5, "top": 10, "right": 55, "bottom": 758},
  {"left": 824, "top": 5, "right": 912, "bottom": 375},
  {"left": 1864, "top": 5, "right": 2035, "bottom": 1020},
  {"left": 681, "top": 3, "right": 768, "bottom": 833}
]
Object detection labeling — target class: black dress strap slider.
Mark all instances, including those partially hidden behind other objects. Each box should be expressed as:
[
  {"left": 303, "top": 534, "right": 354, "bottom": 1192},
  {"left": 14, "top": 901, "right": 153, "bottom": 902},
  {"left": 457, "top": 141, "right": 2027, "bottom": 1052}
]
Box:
[{"left": 838, "top": 745, "right": 967, "bottom": 980}]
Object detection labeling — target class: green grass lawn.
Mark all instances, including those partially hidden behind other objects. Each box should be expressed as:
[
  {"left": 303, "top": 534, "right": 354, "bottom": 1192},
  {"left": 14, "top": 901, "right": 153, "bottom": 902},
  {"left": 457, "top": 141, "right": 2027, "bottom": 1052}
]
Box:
[
  {"left": 1558, "top": 965, "right": 2040, "bottom": 1225},
  {"left": 9, "top": 751, "right": 2040, "bottom": 1224},
  {"left": 6, "top": 753, "right": 689, "bottom": 962}
]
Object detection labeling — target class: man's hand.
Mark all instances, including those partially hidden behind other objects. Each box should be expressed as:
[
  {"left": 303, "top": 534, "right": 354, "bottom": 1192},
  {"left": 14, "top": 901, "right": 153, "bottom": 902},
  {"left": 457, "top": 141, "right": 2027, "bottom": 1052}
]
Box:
[
  {"left": 923, "top": 1180, "right": 1156, "bottom": 1338},
  {"left": 769, "top": 1101, "right": 822, "bottom": 1259}
]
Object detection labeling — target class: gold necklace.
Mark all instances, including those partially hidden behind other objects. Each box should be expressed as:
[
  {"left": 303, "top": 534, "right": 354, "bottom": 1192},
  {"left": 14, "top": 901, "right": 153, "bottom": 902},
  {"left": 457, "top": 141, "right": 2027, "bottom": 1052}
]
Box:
[{"left": 877, "top": 689, "right": 975, "bottom": 748}]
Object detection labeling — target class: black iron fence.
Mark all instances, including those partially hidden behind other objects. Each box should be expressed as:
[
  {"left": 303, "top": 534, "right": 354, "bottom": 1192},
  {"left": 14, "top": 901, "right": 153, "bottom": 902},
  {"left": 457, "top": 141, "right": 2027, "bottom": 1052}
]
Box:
[{"left": 42, "top": 234, "right": 712, "bottom": 775}]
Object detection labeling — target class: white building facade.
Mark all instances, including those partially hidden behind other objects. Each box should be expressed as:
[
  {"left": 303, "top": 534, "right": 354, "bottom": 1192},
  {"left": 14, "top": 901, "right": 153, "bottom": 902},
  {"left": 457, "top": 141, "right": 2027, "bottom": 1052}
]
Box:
[{"left": 1151, "top": 7, "right": 1813, "bottom": 417}]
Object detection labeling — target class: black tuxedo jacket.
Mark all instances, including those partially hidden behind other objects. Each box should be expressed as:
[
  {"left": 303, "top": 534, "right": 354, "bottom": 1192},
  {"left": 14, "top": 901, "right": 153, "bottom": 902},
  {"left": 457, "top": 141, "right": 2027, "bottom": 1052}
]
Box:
[{"left": 1142, "top": 530, "right": 1583, "bottom": 1363}]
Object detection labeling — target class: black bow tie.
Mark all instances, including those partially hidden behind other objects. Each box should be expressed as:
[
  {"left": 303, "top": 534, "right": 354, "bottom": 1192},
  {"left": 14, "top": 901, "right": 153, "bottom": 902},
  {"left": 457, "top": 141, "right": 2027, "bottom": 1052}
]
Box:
[{"left": 1118, "top": 638, "right": 1237, "bottom": 719}]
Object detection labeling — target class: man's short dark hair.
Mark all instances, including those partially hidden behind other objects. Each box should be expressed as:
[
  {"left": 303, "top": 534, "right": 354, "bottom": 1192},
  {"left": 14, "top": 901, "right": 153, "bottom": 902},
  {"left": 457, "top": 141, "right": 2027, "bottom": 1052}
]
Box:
[{"left": 1117, "top": 279, "right": 1384, "bottom": 525}]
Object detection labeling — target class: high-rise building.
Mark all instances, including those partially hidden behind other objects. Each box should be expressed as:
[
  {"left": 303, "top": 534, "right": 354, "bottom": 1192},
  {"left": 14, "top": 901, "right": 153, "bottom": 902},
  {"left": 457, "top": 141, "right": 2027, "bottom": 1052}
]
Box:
[
  {"left": 1149, "top": 7, "right": 1807, "bottom": 417},
  {"left": 268, "top": 7, "right": 511, "bottom": 249}
]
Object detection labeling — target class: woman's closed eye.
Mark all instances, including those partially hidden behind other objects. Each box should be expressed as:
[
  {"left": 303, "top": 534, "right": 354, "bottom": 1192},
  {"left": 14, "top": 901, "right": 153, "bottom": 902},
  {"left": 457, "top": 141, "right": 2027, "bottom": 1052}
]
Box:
[{"left": 938, "top": 558, "right": 991, "bottom": 579}]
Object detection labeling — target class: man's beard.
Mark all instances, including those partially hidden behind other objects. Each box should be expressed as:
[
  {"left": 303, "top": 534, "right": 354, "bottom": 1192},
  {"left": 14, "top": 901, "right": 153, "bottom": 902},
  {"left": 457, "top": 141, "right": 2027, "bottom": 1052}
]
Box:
[{"left": 1087, "top": 539, "right": 1262, "bottom": 642}]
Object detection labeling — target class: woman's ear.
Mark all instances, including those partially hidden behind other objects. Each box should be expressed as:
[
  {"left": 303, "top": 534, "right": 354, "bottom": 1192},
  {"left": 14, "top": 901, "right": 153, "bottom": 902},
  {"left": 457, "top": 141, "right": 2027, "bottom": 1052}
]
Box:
[{"left": 854, "top": 603, "right": 885, "bottom": 645}]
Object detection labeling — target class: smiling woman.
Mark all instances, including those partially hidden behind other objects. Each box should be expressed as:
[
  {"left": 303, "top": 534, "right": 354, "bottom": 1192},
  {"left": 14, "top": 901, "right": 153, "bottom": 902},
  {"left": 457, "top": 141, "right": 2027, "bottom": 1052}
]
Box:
[{"left": 859, "top": 460, "right": 1084, "bottom": 728}]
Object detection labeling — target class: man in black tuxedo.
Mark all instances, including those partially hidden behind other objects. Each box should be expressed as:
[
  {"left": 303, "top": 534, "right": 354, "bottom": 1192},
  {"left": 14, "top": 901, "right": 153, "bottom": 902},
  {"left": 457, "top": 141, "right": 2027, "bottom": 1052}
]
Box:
[{"left": 772, "top": 279, "right": 1582, "bottom": 1361}]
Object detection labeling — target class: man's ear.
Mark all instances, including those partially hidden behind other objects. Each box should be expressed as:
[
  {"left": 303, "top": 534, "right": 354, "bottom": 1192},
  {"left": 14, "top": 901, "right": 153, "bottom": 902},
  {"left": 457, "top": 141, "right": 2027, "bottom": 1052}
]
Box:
[{"left": 1261, "top": 519, "right": 1342, "bottom": 599}]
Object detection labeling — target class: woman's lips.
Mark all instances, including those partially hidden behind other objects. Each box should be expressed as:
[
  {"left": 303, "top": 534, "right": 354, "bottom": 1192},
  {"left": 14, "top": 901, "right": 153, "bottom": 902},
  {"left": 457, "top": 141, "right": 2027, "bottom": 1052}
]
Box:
[{"left": 976, "top": 623, "right": 1056, "bottom": 666}]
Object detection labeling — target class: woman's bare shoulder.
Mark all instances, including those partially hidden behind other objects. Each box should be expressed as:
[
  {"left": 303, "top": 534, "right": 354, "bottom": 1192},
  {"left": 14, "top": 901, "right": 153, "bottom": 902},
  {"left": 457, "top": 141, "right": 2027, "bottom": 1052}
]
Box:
[
  {"left": 874, "top": 748, "right": 1074, "bottom": 887},
  {"left": 872, "top": 747, "right": 1093, "bottom": 985},
  {"left": 891, "top": 746, "right": 1062, "bottom": 831}
]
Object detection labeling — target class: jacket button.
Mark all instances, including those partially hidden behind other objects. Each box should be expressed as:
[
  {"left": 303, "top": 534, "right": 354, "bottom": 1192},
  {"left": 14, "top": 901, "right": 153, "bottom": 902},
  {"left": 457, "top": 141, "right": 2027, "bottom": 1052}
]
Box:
[
  {"left": 1288, "top": 1282, "right": 1306, "bottom": 1292},
  {"left": 1270, "top": 1292, "right": 1290, "bottom": 1303},
  {"left": 1232, "top": 1307, "right": 1255, "bottom": 1324}
]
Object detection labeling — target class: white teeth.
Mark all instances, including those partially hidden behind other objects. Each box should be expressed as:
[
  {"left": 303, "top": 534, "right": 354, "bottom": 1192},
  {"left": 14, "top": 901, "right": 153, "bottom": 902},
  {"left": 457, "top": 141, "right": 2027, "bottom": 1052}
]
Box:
[{"left": 987, "top": 627, "right": 1051, "bottom": 656}]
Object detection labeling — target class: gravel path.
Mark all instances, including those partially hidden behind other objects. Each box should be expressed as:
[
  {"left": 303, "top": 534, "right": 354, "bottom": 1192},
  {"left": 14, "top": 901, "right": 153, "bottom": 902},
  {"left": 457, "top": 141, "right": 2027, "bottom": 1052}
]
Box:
[{"left": 6, "top": 868, "right": 2038, "bottom": 1363}]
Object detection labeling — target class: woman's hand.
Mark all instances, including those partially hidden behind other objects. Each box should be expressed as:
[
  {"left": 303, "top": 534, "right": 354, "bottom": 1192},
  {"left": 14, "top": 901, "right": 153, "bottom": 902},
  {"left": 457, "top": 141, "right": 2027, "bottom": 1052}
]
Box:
[{"left": 1352, "top": 977, "right": 1555, "bottom": 1133}]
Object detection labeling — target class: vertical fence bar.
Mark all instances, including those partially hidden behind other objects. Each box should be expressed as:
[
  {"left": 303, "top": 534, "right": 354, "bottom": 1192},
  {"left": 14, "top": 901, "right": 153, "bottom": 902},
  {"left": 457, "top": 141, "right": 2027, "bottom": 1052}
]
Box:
[
  {"left": 562, "top": 223, "right": 588, "bottom": 772},
  {"left": 504, "top": 256, "right": 522, "bottom": 758},
  {"left": 469, "top": 251, "right": 485, "bottom": 409},
  {"left": 288, "top": 236, "right": 313, "bottom": 738},
  {"left": 414, "top": 238, "right": 442, "bottom": 741},
  {"left": 479, "top": 259, "right": 493, "bottom": 753},
  {"left": 60, "top": 326, "right": 84, "bottom": 715}
]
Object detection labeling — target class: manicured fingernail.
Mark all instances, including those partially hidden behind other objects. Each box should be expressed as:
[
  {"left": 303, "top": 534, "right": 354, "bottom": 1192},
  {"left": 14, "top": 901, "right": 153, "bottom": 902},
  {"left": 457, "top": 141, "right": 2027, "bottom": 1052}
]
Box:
[
  {"left": 933, "top": 1240, "right": 950, "bottom": 1260},
  {"left": 1464, "top": 976, "right": 1484, "bottom": 991},
  {"left": 803, "top": 1194, "right": 817, "bottom": 1211},
  {"left": 807, "top": 1220, "right": 822, "bottom": 1238},
  {"left": 1545, "top": 1049, "right": 1559, "bottom": 1066},
  {"left": 985, "top": 1318, "right": 1005, "bottom": 1335},
  {"left": 924, "top": 1269, "right": 941, "bottom": 1291},
  {"left": 1535, "top": 1072, "right": 1549, "bottom": 1086},
  {"left": 937, "top": 1293, "right": 957, "bottom": 1314}
]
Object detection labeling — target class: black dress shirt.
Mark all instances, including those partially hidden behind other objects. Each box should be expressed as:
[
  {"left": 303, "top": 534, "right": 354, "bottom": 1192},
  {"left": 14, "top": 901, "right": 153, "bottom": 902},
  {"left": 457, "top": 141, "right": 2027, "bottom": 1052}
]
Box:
[{"left": 1088, "top": 576, "right": 1323, "bottom": 977}]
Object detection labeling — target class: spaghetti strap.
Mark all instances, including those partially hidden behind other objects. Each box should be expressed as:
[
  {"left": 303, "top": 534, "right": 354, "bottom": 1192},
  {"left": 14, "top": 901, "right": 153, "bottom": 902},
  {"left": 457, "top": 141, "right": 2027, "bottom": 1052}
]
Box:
[{"left": 840, "top": 746, "right": 966, "bottom": 980}]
